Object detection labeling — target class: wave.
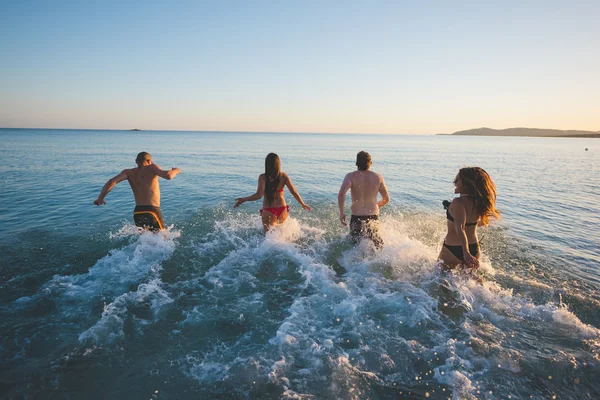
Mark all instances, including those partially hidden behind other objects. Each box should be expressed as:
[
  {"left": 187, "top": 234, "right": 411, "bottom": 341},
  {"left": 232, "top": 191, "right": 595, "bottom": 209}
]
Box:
[
  {"left": 4, "top": 227, "right": 180, "bottom": 366},
  {"left": 164, "top": 212, "right": 600, "bottom": 398},
  {"left": 3, "top": 211, "right": 599, "bottom": 399}
]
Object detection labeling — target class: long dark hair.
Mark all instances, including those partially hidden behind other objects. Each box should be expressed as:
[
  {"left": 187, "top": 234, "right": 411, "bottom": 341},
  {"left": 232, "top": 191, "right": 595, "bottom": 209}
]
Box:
[
  {"left": 264, "top": 153, "right": 281, "bottom": 202},
  {"left": 457, "top": 167, "right": 501, "bottom": 226}
]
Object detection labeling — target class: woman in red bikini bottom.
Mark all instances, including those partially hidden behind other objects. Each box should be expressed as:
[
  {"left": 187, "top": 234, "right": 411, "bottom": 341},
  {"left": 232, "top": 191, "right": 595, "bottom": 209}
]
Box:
[
  {"left": 438, "top": 167, "right": 501, "bottom": 270},
  {"left": 234, "top": 153, "right": 311, "bottom": 232}
]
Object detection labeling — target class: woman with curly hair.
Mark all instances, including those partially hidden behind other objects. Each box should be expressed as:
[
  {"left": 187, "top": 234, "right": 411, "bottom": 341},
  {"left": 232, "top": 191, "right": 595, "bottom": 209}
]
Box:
[
  {"left": 439, "top": 167, "right": 501, "bottom": 269},
  {"left": 234, "top": 153, "right": 311, "bottom": 232}
]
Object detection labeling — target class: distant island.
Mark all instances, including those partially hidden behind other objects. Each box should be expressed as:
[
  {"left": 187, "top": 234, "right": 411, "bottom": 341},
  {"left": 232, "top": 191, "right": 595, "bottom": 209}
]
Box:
[
  {"left": 130, "top": 128, "right": 141, "bottom": 131},
  {"left": 447, "top": 127, "right": 600, "bottom": 138}
]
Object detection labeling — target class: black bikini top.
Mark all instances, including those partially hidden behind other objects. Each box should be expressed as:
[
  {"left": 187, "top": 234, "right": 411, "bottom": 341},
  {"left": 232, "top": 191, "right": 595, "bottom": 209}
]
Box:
[{"left": 443, "top": 200, "right": 478, "bottom": 226}]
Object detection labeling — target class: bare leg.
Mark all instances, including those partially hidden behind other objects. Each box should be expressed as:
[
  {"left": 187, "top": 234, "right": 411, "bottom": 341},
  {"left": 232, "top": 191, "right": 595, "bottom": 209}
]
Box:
[
  {"left": 261, "top": 209, "right": 289, "bottom": 232},
  {"left": 276, "top": 209, "right": 289, "bottom": 225},
  {"left": 261, "top": 212, "right": 277, "bottom": 232},
  {"left": 438, "top": 246, "right": 462, "bottom": 270}
]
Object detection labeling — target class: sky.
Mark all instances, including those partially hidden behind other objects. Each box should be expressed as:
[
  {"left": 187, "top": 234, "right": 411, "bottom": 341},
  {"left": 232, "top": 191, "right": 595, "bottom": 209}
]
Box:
[{"left": 0, "top": 0, "right": 599, "bottom": 134}]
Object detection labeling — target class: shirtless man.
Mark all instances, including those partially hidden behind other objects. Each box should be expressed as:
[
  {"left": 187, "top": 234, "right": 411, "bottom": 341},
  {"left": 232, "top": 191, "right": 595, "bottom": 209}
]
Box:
[
  {"left": 94, "top": 152, "right": 181, "bottom": 231},
  {"left": 338, "top": 151, "right": 390, "bottom": 248}
]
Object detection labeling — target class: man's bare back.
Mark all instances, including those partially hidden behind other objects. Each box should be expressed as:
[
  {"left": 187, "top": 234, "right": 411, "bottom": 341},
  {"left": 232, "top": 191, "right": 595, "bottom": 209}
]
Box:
[
  {"left": 124, "top": 164, "right": 163, "bottom": 207},
  {"left": 345, "top": 170, "right": 387, "bottom": 215},
  {"left": 338, "top": 151, "right": 390, "bottom": 248},
  {"left": 94, "top": 152, "right": 180, "bottom": 230},
  {"left": 338, "top": 168, "right": 390, "bottom": 223}
]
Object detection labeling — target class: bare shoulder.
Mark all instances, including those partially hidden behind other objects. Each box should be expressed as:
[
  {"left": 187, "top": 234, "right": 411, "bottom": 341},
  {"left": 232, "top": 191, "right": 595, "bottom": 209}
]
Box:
[
  {"left": 341, "top": 171, "right": 354, "bottom": 184},
  {"left": 367, "top": 170, "right": 383, "bottom": 181},
  {"left": 452, "top": 196, "right": 470, "bottom": 208},
  {"left": 149, "top": 163, "right": 163, "bottom": 174}
]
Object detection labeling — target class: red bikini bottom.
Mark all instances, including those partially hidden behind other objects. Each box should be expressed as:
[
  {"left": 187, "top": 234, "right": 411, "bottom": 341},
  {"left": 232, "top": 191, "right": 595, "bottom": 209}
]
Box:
[{"left": 260, "top": 205, "right": 289, "bottom": 218}]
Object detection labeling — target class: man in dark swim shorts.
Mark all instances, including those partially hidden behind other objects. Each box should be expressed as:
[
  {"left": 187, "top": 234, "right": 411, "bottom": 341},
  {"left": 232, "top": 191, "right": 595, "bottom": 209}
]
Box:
[
  {"left": 349, "top": 214, "right": 383, "bottom": 248},
  {"left": 133, "top": 205, "right": 165, "bottom": 232},
  {"left": 94, "top": 152, "right": 181, "bottom": 231},
  {"left": 338, "top": 151, "right": 390, "bottom": 249}
]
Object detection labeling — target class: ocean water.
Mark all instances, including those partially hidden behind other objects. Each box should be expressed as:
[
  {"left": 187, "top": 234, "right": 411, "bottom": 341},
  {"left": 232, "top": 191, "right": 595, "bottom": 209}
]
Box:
[{"left": 0, "top": 129, "right": 599, "bottom": 399}]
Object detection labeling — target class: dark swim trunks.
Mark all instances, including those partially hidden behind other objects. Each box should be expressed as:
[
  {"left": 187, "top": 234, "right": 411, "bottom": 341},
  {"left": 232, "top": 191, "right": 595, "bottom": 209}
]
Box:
[
  {"left": 350, "top": 214, "right": 383, "bottom": 249},
  {"left": 133, "top": 205, "right": 165, "bottom": 231}
]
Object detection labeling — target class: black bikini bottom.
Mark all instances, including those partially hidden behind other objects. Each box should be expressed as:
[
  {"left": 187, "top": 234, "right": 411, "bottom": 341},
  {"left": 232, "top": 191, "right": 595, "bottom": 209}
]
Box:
[{"left": 443, "top": 242, "right": 479, "bottom": 262}]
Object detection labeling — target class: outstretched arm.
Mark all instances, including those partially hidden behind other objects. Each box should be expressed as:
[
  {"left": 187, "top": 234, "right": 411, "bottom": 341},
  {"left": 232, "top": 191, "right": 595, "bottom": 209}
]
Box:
[
  {"left": 377, "top": 175, "right": 390, "bottom": 208},
  {"left": 151, "top": 163, "right": 181, "bottom": 180},
  {"left": 234, "top": 175, "right": 265, "bottom": 208},
  {"left": 94, "top": 170, "right": 128, "bottom": 205},
  {"left": 450, "top": 200, "right": 479, "bottom": 269},
  {"left": 337, "top": 174, "right": 352, "bottom": 225},
  {"left": 285, "top": 174, "right": 311, "bottom": 211}
]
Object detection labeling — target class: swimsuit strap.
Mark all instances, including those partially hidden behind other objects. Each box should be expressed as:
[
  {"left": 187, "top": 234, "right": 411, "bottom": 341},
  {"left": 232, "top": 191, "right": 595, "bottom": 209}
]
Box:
[{"left": 443, "top": 200, "right": 478, "bottom": 226}]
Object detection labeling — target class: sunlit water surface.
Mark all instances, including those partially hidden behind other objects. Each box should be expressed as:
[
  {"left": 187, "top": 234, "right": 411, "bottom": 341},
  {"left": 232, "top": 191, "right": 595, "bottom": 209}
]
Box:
[{"left": 1, "top": 129, "right": 599, "bottom": 399}]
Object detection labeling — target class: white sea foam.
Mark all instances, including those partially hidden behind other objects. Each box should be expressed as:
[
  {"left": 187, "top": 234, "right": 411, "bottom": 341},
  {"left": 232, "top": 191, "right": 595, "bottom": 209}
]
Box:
[
  {"left": 178, "top": 212, "right": 600, "bottom": 398},
  {"left": 78, "top": 278, "right": 173, "bottom": 344},
  {"left": 15, "top": 228, "right": 179, "bottom": 306},
  {"left": 76, "top": 229, "right": 178, "bottom": 345},
  {"left": 452, "top": 277, "right": 600, "bottom": 340},
  {"left": 12, "top": 227, "right": 180, "bottom": 351}
]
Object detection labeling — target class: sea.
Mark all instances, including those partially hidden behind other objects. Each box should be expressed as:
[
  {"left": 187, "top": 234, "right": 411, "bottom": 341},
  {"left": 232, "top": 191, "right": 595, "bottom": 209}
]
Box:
[{"left": 0, "top": 129, "right": 599, "bottom": 399}]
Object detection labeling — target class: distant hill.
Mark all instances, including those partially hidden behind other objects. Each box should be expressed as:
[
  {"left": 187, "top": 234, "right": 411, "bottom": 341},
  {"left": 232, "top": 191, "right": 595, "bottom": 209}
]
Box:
[{"left": 450, "top": 127, "right": 600, "bottom": 138}]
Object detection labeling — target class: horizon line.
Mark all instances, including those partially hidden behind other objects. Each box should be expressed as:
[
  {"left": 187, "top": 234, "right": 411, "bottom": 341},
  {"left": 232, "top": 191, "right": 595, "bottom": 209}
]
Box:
[{"left": 0, "top": 127, "right": 442, "bottom": 136}]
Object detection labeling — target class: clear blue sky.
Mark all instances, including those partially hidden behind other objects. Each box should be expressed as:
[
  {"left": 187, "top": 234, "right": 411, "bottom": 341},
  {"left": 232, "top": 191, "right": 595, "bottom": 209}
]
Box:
[{"left": 1, "top": 0, "right": 598, "bottom": 134}]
